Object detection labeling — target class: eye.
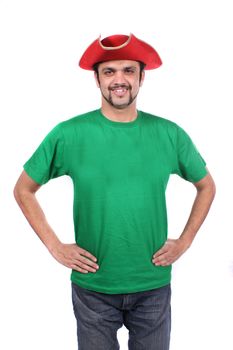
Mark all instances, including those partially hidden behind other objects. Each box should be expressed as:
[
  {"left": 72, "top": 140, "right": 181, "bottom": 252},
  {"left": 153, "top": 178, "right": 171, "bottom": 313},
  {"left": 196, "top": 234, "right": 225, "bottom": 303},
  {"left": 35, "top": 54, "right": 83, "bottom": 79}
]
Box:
[
  {"left": 103, "top": 69, "right": 114, "bottom": 76},
  {"left": 124, "top": 67, "right": 136, "bottom": 74}
]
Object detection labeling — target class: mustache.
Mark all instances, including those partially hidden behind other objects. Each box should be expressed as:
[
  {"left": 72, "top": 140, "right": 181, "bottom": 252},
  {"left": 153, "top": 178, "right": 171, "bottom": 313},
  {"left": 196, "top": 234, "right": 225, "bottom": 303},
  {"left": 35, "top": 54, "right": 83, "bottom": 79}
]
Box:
[{"left": 108, "top": 84, "right": 131, "bottom": 91}]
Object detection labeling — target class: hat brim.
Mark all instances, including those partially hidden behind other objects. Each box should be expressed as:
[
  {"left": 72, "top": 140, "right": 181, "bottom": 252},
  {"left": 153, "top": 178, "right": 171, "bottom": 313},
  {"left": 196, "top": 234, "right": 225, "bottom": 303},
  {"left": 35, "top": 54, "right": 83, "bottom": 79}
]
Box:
[{"left": 79, "top": 33, "right": 162, "bottom": 70}]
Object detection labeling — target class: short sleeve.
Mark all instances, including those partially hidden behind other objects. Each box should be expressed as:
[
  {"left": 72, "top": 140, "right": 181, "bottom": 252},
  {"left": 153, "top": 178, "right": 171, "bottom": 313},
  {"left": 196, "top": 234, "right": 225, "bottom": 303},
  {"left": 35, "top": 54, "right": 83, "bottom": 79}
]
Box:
[
  {"left": 23, "top": 123, "right": 67, "bottom": 185},
  {"left": 174, "top": 125, "right": 208, "bottom": 183}
]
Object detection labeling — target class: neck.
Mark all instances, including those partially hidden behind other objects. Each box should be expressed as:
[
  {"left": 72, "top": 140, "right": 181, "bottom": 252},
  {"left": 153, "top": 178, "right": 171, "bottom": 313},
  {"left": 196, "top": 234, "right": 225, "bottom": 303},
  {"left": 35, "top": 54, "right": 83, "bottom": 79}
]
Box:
[{"left": 101, "top": 101, "right": 138, "bottom": 122}]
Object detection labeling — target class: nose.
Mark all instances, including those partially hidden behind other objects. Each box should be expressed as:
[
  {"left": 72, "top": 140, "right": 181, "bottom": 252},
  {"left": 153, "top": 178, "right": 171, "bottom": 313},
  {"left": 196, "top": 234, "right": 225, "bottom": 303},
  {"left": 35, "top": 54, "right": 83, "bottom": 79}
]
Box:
[{"left": 112, "top": 70, "right": 127, "bottom": 85}]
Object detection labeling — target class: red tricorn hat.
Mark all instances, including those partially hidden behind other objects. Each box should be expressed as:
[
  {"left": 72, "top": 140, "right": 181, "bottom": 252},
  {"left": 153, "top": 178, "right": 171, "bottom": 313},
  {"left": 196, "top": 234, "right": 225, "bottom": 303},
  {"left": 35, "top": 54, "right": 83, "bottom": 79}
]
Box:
[{"left": 79, "top": 33, "right": 162, "bottom": 70}]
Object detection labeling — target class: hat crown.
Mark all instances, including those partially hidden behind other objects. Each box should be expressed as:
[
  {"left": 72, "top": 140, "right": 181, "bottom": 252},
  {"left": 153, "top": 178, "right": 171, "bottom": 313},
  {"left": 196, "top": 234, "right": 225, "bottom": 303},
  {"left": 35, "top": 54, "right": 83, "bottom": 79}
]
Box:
[{"left": 100, "top": 34, "right": 131, "bottom": 50}]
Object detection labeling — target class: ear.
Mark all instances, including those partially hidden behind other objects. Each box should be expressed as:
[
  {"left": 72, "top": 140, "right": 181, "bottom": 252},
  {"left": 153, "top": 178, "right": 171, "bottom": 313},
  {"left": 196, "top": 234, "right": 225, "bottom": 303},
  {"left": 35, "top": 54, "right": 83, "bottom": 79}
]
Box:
[
  {"left": 139, "top": 70, "right": 145, "bottom": 87},
  {"left": 94, "top": 72, "right": 100, "bottom": 88}
]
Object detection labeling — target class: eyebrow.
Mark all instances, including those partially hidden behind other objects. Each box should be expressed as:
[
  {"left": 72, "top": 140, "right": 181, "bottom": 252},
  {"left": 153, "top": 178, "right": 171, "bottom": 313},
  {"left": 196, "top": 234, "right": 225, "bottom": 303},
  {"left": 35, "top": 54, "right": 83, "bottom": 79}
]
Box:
[{"left": 101, "top": 66, "right": 137, "bottom": 72}]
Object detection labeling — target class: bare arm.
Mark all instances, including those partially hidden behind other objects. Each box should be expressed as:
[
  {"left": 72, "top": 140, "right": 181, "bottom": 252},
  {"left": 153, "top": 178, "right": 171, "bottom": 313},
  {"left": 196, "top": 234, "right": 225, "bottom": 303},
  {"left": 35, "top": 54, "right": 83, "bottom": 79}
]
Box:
[
  {"left": 13, "top": 171, "right": 99, "bottom": 273},
  {"left": 152, "top": 170, "right": 216, "bottom": 266}
]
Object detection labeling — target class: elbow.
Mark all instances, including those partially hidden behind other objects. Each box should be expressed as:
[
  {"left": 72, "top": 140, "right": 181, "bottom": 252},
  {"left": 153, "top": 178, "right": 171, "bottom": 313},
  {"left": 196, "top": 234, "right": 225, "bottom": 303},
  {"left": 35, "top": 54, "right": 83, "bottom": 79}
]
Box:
[
  {"left": 13, "top": 183, "right": 23, "bottom": 206},
  {"left": 13, "top": 171, "right": 41, "bottom": 205},
  {"left": 205, "top": 178, "right": 216, "bottom": 206},
  {"left": 211, "top": 180, "right": 216, "bottom": 199},
  {"left": 194, "top": 173, "right": 216, "bottom": 201},
  {"left": 13, "top": 180, "right": 30, "bottom": 206},
  {"left": 208, "top": 175, "right": 216, "bottom": 201},
  {"left": 13, "top": 182, "right": 19, "bottom": 201}
]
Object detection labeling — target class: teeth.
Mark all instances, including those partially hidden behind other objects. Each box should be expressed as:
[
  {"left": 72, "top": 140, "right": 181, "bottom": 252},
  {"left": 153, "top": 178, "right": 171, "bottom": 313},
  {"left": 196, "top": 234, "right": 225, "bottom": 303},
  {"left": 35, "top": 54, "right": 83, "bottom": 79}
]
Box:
[
  {"left": 113, "top": 89, "right": 127, "bottom": 96},
  {"left": 111, "top": 87, "right": 128, "bottom": 91}
]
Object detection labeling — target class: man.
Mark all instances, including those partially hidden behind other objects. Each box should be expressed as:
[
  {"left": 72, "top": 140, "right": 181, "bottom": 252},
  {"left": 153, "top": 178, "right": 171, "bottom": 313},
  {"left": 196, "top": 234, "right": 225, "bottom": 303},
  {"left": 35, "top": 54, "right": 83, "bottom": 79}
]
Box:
[{"left": 14, "top": 33, "right": 216, "bottom": 350}]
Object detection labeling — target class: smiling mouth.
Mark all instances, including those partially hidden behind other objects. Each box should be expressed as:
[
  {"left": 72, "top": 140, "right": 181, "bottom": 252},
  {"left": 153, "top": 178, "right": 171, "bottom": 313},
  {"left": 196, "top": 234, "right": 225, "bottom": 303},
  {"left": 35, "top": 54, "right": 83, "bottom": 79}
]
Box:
[{"left": 109, "top": 85, "right": 129, "bottom": 97}]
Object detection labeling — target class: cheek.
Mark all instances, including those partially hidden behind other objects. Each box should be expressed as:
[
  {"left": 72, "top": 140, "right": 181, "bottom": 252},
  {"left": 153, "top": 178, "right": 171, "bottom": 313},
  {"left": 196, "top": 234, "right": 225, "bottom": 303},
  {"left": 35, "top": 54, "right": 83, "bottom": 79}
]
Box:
[
  {"left": 129, "top": 75, "right": 141, "bottom": 89},
  {"left": 100, "top": 83, "right": 110, "bottom": 92},
  {"left": 131, "top": 81, "right": 141, "bottom": 92},
  {"left": 98, "top": 78, "right": 111, "bottom": 91}
]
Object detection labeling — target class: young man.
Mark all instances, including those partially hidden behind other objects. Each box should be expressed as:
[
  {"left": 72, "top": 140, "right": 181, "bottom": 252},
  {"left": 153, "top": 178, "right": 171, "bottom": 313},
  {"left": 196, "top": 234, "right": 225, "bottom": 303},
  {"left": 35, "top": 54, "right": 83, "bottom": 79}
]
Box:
[{"left": 14, "top": 33, "right": 216, "bottom": 350}]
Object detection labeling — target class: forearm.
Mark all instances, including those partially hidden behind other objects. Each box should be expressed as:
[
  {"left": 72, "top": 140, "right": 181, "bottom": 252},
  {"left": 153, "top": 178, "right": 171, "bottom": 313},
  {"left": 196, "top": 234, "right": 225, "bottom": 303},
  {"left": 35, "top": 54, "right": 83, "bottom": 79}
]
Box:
[
  {"left": 14, "top": 189, "right": 62, "bottom": 254},
  {"left": 153, "top": 173, "right": 216, "bottom": 266},
  {"left": 14, "top": 171, "right": 98, "bottom": 273},
  {"left": 179, "top": 176, "right": 216, "bottom": 249},
  {"left": 14, "top": 189, "right": 99, "bottom": 272}
]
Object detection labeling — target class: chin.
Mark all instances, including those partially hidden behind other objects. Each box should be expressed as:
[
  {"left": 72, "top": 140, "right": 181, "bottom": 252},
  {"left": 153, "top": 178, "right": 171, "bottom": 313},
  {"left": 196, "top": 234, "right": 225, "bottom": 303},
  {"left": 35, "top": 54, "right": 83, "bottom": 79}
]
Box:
[{"left": 113, "top": 104, "right": 130, "bottom": 110}]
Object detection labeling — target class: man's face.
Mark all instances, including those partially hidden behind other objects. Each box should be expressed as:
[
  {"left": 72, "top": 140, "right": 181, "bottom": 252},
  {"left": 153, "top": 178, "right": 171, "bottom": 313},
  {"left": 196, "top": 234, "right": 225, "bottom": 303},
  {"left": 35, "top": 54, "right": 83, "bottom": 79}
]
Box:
[{"left": 95, "top": 60, "right": 145, "bottom": 110}]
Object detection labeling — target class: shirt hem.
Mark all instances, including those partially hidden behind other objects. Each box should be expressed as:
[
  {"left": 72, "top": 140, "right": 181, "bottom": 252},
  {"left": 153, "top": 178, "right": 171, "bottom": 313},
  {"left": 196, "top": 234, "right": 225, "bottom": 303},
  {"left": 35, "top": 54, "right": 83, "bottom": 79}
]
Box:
[{"left": 70, "top": 275, "right": 171, "bottom": 294}]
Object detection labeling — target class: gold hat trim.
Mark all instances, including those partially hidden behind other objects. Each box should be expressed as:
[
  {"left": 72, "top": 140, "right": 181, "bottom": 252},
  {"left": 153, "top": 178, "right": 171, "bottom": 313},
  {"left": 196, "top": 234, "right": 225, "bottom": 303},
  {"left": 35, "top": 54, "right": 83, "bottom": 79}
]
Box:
[{"left": 98, "top": 33, "right": 132, "bottom": 51}]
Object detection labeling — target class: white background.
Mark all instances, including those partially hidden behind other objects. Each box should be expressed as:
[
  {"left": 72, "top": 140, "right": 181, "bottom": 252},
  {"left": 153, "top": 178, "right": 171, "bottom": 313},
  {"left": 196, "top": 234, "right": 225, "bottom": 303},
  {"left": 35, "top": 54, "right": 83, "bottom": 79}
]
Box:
[{"left": 1, "top": 0, "right": 233, "bottom": 349}]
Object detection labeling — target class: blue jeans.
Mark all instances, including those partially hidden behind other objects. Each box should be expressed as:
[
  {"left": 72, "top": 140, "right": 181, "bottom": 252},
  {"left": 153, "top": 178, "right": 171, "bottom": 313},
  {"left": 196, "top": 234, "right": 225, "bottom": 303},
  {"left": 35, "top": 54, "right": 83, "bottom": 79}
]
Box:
[{"left": 71, "top": 282, "right": 171, "bottom": 350}]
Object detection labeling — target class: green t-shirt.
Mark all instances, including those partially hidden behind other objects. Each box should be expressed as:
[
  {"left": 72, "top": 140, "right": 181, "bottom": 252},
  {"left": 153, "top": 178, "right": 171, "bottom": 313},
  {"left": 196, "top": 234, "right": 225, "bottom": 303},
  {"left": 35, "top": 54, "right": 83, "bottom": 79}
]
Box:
[{"left": 24, "top": 109, "right": 207, "bottom": 294}]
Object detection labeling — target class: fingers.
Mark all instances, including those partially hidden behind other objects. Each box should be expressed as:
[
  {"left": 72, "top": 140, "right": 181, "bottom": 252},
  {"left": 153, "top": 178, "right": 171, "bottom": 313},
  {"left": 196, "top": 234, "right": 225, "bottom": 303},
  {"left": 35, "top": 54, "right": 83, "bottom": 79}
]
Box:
[
  {"left": 71, "top": 262, "right": 98, "bottom": 274},
  {"left": 53, "top": 243, "right": 99, "bottom": 274},
  {"left": 72, "top": 246, "right": 99, "bottom": 273},
  {"left": 152, "top": 242, "right": 169, "bottom": 266},
  {"left": 78, "top": 247, "right": 97, "bottom": 263},
  {"left": 73, "top": 255, "right": 99, "bottom": 274},
  {"left": 152, "top": 252, "right": 171, "bottom": 266},
  {"left": 152, "top": 239, "right": 183, "bottom": 266}
]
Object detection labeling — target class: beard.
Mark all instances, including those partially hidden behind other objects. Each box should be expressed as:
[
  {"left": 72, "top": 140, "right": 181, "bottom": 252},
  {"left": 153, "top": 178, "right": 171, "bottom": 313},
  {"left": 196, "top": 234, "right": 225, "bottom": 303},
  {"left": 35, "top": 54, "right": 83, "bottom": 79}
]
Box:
[{"left": 101, "top": 83, "right": 138, "bottom": 110}]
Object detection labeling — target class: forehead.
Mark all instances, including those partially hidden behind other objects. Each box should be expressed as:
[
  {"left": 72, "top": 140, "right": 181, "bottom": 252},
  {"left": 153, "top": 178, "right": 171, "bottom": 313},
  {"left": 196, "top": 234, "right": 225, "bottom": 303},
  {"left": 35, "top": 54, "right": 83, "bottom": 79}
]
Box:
[{"left": 98, "top": 60, "right": 140, "bottom": 70}]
